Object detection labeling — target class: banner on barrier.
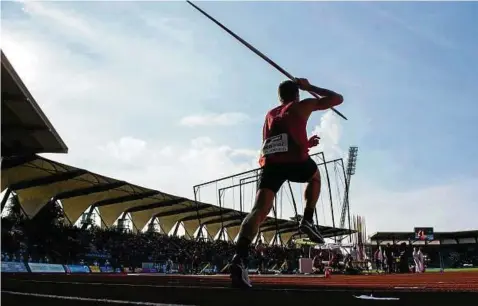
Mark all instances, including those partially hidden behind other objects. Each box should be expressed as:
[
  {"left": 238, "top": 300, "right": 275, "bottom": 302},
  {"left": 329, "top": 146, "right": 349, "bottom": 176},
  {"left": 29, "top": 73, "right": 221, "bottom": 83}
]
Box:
[
  {"left": 100, "top": 266, "right": 114, "bottom": 273},
  {"left": 65, "top": 265, "right": 90, "bottom": 273},
  {"left": 1, "top": 261, "right": 29, "bottom": 273},
  {"left": 28, "top": 263, "right": 65, "bottom": 273},
  {"left": 89, "top": 266, "right": 101, "bottom": 273},
  {"left": 141, "top": 268, "right": 158, "bottom": 273}
]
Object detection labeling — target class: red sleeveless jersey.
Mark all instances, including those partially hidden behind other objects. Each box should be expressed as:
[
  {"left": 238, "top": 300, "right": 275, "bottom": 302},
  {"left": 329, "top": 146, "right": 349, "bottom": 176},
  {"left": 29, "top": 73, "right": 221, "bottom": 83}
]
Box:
[{"left": 258, "top": 102, "right": 309, "bottom": 167}]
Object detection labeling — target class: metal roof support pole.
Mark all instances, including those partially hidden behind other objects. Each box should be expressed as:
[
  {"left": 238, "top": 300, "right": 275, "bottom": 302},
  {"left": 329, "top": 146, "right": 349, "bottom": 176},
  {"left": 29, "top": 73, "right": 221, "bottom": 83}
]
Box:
[
  {"left": 217, "top": 227, "right": 224, "bottom": 241},
  {"left": 184, "top": 227, "right": 192, "bottom": 239},
  {"left": 254, "top": 231, "right": 261, "bottom": 244},
  {"left": 273, "top": 196, "right": 279, "bottom": 245},
  {"left": 81, "top": 205, "right": 97, "bottom": 230},
  {"left": 217, "top": 189, "right": 225, "bottom": 240},
  {"left": 99, "top": 212, "right": 108, "bottom": 228},
  {"left": 193, "top": 186, "right": 203, "bottom": 240},
  {"left": 286, "top": 181, "right": 299, "bottom": 225},
  {"left": 204, "top": 225, "right": 213, "bottom": 240},
  {"left": 159, "top": 221, "right": 167, "bottom": 235},
  {"left": 3, "top": 191, "right": 28, "bottom": 219},
  {"left": 1, "top": 188, "right": 12, "bottom": 212},
  {"left": 320, "top": 152, "right": 335, "bottom": 229},
  {"left": 195, "top": 224, "right": 203, "bottom": 239},
  {"left": 127, "top": 213, "right": 139, "bottom": 232},
  {"left": 146, "top": 216, "right": 156, "bottom": 232},
  {"left": 207, "top": 226, "right": 215, "bottom": 241},
  {"left": 173, "top": 222, "right": 181, "bottom": 237},
  {"left": 239, "top": 180, "right": 243, "bottom": 214},
  {"left": 339, "top": 158, "right": 353, "bottom": 243},
  {"left": 57, "top": 200, "right": 72, "bottom": 225},
  {"left": 148, "top": 216, "right": 156, "bottom": 227}
]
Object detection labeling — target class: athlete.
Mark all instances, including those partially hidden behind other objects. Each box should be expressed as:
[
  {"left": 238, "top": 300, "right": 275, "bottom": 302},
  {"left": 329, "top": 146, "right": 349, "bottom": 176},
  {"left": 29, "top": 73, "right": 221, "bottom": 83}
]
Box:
[{"left": 230, "top": 78, "right": 343, "bottom": 288}]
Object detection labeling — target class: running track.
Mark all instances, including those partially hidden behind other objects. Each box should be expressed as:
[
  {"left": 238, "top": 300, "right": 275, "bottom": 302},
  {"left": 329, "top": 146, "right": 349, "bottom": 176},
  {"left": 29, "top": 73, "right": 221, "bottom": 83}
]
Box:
[
  {"left": 124, "top": 271, "right": 478, "bottom": 291},
  {"left": 2, "top": 272, "right": 478, "bottom": 306}
]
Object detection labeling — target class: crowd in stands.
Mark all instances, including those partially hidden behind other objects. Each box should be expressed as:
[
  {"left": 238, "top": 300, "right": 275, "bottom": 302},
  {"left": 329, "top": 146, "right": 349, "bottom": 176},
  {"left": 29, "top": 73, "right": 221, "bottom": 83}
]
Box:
[{"left": 1, "top": 200, "right": 304, "bottom": 273}]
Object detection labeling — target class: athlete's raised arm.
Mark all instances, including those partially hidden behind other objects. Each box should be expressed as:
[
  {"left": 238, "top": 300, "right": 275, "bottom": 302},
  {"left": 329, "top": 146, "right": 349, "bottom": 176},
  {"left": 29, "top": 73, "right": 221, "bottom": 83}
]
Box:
[{"left": 295, "top": 78, "right": 343, "bottom": 116}]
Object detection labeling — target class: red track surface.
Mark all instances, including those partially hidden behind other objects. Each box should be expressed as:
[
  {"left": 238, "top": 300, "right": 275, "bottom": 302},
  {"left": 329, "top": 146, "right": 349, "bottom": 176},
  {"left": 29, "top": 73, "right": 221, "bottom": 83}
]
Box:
[{"left": 126, "top": 271, "right": 478, "bottom": 292}]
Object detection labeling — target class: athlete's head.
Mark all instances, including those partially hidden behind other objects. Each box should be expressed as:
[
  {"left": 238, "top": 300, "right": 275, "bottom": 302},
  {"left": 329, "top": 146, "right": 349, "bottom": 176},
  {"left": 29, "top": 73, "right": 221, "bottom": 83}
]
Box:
[{"left": 278, "top": 80, "right": 299, "bottom": 103}]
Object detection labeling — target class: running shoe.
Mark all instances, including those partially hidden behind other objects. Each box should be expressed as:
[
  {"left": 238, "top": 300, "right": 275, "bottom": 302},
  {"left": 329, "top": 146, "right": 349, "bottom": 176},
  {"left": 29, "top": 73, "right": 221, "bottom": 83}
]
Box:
[
  {"left": 230, "top": 254, "right": 252, "bottom": 288},
  {"left": 299, "top": 219, "right": 325, "bottom": 244}
]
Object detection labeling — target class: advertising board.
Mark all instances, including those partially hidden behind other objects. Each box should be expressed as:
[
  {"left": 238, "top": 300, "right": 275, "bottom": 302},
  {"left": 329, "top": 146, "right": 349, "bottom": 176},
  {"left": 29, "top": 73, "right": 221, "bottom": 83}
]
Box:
[
  {"left": 65, "top": 265, "right": 90, "bottom": 273},
  {"left": 89, "top": 266, "right": 101, "bottom": 273},
  {"left": 100, "top": 266, "right": 114, "bottom": 273},
  {"left": 28, "top": 263, "right": 65, "bottom": 273},
  {"left": 1, "top": 261, "right": 29, "bottom": 273}
]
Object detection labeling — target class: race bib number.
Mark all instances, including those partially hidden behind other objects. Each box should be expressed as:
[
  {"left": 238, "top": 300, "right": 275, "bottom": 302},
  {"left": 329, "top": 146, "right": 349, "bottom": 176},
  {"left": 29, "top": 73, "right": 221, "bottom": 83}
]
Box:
[{"left": 261, "top": 133, "right": 288, "bottom": 156}]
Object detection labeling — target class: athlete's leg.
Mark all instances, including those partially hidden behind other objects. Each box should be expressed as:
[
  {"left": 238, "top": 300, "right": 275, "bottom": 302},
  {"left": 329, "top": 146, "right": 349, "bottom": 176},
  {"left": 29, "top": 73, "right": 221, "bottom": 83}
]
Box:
[
  {"left": 235, "top": 188, "right": 275, "bottom": 259},
  {"left": 287, "top": 158, "right": 324, "bottom": 243},
  {"left": 231, "top": 165, "right": 284, "bottom": 288}
]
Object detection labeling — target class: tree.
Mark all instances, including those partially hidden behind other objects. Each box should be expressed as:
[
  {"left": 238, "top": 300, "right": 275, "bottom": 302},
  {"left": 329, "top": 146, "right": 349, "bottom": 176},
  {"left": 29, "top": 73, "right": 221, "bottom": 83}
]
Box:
[{"left": 32, "top": 200, "right": 65, "bottom": 227}]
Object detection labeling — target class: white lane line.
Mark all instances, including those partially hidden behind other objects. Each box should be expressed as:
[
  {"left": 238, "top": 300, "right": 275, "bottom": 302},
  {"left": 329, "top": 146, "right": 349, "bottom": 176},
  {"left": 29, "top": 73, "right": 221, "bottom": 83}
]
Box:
[
  {"left": 1, "top": 290, "right": 193, "bottom": 306},
  {"left": 393, "top": 286, "right": 423, "bottom": 289},
  {"left": 354, "top": 294, "right": 400, "bottom": 301}
]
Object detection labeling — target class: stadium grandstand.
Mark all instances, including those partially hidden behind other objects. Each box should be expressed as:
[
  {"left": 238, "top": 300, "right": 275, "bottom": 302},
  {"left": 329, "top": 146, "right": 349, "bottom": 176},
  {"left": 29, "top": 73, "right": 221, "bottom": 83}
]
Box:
[{"left": 1, "top": 154, "right": 352, "bottom": 243}]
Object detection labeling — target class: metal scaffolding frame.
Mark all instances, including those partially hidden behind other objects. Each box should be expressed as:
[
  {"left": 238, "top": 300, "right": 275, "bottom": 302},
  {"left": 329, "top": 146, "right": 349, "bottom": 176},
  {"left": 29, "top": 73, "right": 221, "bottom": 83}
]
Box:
[{"left": 192, "top": 151, "right": 348, "bottom": 242}]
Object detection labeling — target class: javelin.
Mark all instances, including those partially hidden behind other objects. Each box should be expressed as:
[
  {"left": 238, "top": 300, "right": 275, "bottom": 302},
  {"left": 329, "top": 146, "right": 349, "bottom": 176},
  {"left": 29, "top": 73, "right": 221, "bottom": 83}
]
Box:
[{"left": 186, "top": 1, "right": 348, "bottom": 121}]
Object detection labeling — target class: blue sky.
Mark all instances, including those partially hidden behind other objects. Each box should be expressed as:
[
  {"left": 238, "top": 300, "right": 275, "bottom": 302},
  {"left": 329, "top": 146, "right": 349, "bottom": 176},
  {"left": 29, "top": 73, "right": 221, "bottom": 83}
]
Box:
[{"left": 2, "top": 1, "right": 477, "bottom": 234}]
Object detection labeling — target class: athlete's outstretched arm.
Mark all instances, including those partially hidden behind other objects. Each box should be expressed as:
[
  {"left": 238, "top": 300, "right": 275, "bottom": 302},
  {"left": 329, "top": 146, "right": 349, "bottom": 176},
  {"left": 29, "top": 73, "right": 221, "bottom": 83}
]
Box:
[{"left": 296, "top": 78, "right": 343, "bottom": 115}]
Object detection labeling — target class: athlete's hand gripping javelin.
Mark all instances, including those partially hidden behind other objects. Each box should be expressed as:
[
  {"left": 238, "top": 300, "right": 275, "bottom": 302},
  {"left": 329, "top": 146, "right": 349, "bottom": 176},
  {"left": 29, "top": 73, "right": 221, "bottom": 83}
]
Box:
[
  {"left": 308, "top": 135, "right": 320, "bottom": 148},
  {"left": 295, "top": 78, "right": 312, "bottom": 91}
]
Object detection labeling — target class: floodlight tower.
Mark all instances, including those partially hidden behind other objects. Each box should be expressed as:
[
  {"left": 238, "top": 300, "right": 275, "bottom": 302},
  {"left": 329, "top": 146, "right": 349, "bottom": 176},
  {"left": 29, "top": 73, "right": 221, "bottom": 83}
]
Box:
[{"left": 340, "top": 147, "right": 358, "bottom": 241}]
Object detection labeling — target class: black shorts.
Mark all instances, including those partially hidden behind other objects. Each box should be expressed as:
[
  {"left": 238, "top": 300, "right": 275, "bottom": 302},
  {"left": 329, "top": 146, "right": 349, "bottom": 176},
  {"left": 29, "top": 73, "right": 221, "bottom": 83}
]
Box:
[{"left": 258, "top": 157, "right": 318, "bottom": 194}]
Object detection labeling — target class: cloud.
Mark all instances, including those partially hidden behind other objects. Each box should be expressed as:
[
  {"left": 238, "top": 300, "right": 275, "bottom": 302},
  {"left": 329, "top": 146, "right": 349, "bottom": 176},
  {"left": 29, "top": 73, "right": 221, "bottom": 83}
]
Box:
[
  {"left": 310, "top": 110, "right": 344, "bottom": 159},
  {"left": 179, "top": 112, "right": 250, "bottom": 127},
  {"left": 99, "top": 137, "right": 147, "bottom": 163},
  {"left": 89, "top": 136, "right": 256, "bottom": 198}
]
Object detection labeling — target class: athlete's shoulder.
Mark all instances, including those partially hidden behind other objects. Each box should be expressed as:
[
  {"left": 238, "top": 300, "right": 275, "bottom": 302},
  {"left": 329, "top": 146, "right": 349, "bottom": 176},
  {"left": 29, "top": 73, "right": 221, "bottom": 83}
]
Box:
[
  {"left": 269, "top": 104, "right": 283, "bottom": 112},
  {"left": 266, "top": 105, "right": 282, "bottom": 116}
]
